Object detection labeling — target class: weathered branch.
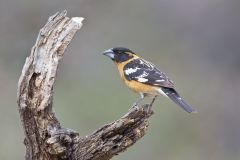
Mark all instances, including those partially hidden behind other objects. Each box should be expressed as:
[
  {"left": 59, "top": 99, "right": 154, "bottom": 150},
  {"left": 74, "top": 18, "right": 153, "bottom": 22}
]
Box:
[{"left": 17, "top": 11, "right": 153, "bottom": 160}]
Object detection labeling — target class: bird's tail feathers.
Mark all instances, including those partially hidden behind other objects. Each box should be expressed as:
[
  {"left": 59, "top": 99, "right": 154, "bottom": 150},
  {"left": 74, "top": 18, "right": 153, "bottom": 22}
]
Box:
[{"left": 160, "top": 87, "right": 197, "bottom": 113}]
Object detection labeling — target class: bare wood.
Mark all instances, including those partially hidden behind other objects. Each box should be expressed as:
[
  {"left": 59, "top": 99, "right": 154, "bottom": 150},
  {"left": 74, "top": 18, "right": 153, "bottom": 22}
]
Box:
[{"left": 17, "top": 11, "right": 153, "bottom": 160}]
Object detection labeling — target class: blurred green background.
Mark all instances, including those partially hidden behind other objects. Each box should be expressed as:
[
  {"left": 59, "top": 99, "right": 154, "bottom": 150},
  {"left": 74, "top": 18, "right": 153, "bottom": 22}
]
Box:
[{"left": 1, "top": 0, "right": 240, "bottom": 159}]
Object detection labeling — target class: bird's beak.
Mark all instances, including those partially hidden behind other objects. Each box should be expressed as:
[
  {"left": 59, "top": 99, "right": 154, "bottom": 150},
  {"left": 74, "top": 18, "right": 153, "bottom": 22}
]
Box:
[{"left": 103, "top": 48, "right": 115, "bottom": 60}]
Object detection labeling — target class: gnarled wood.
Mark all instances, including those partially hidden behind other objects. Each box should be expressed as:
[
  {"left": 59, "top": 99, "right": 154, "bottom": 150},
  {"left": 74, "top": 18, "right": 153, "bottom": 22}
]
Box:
[{"left": 17, "top": 11, "right": 153, "bottom": 160}]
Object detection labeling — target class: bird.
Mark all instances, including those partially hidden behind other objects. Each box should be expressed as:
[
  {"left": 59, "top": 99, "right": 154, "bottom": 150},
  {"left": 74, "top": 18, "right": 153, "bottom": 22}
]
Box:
[{"left": 103, "top": 47, "right": 196, "bottom": 113}]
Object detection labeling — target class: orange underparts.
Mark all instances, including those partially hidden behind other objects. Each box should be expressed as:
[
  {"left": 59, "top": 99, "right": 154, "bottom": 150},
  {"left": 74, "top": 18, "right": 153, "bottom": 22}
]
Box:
[{"left": 116, "top": 57, "right": 159, "bottom": 97}]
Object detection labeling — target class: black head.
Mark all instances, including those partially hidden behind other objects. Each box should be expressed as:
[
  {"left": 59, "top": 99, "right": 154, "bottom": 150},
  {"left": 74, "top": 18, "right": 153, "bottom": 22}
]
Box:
[{"left": 103, "top": 47, "right": 136, "bottom": 63}]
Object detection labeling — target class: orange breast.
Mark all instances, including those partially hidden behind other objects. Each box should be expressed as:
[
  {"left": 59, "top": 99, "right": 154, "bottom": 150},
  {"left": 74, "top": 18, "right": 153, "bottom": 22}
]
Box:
[
  {"left": 124, "top": 80, "right": 159, "bottom": 96},
  {"left": 116, "top": 58, "right": 159, "bottom": 96}
]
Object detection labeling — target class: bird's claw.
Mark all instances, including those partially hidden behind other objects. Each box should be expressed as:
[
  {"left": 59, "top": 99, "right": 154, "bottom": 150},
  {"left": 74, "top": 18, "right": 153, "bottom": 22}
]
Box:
[
  {"left": 143, "top": 103, "right": 153, "bottom": 114},
  {"left": 129, "top": 103, "right": 139, "bottom": 111}
]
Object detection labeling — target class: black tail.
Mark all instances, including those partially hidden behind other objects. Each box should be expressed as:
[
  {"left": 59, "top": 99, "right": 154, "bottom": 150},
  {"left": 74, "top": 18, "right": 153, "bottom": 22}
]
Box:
[{"left": 161, "top": 87, "right": 197, "bottom": 113}]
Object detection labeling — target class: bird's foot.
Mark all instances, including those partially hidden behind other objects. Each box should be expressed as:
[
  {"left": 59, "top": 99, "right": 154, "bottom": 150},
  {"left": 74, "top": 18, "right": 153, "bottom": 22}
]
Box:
[
  {"left": 143, "top": 103, "right": 153, "bottom": 114},
  {"left": 129, "top": 102, "right": 140, "bottom": 111},
  {"left": 144, "top": 95, "right": 156, "bottom": 113}
]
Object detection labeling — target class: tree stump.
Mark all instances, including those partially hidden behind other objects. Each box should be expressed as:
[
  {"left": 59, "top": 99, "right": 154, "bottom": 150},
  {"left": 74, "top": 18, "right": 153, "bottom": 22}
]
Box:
[{"left": 17, "top": 10, "right": 153, "bottom": 160}]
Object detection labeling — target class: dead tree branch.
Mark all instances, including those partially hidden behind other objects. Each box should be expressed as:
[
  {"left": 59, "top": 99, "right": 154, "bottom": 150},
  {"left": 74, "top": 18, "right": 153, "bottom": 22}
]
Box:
[{"left": 17, "top": 11, "right": 153, "bottom": 160}]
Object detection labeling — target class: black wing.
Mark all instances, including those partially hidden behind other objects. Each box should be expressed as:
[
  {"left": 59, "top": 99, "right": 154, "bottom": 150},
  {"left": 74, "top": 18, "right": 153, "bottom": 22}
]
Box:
[{"left": 123, "top": 58, "right": 174, "bottom": 88}]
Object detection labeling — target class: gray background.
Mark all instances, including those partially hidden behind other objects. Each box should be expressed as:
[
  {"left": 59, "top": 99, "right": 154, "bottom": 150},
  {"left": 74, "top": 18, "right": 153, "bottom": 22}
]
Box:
[{"left": 0, "top": 0, "right": 240, "bottom": 159}]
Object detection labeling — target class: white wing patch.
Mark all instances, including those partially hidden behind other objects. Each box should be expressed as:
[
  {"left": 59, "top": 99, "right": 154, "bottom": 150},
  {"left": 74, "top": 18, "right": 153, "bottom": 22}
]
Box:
[
  {"left": 124, "top": 67, "right": 140, "bottom": 75},
  {"left": 123, "top": 58, "right": 175, "bottom": 88},
  {"left": 136, "top": 71, "right": 148, "bottom": 78},
  {"left": 155, "top": 79, "right": 165, "bottom": 82},
  {"left": 139, "top": 59, "right": 144, "bottom": 64},
  {"left": 137, "top": 77, "right": 148, "bottom": 82},
  {"left": 135, "top": 71, "right": 149, "bottom": 82}
]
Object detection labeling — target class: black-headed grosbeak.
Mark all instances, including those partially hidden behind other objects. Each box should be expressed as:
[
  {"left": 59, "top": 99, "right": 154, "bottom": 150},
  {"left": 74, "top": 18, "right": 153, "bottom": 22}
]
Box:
[{"left": 103, "top": 47, "right": 196, "bottom": 113}]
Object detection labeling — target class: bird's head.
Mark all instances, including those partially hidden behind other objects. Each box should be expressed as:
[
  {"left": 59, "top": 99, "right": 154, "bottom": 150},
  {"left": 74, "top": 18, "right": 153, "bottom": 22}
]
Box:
[{"left": 103, "top": 47, "right": 136, "bottom": 63}]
